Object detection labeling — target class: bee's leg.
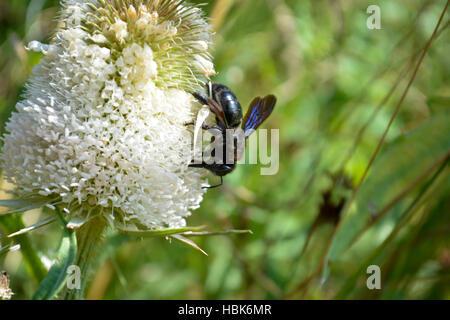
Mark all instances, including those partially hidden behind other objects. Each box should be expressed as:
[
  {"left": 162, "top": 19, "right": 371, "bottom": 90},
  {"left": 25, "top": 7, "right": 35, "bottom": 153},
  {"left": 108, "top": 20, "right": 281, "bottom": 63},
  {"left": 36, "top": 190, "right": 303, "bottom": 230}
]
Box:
[
  {"left": 184, "top": 122, "right": 222, "bottom": 133},
  {"left": 190, "top": 149, "right": 211, "bottom": 165},
  {"left": 188, "top": 162, "right": 223, "bottom": 189},
  {"left": 188, "top": 163, "right": 207, "bottom": 168},
  {"left": 192, "top": 92, "right": 209, "bottom": 105},
  {"left": 204, "top": 176, "right": 223, "bottom": 189},
  {"left": 184, "top": 121, "right": 209, "bottom": 129}
]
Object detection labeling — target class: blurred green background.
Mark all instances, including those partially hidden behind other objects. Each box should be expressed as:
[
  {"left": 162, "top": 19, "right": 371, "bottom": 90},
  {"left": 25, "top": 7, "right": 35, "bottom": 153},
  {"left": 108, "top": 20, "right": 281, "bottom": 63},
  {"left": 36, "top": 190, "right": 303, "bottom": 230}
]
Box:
[{"left": 0, "top": 0, "right": 449, "bottom": 299}]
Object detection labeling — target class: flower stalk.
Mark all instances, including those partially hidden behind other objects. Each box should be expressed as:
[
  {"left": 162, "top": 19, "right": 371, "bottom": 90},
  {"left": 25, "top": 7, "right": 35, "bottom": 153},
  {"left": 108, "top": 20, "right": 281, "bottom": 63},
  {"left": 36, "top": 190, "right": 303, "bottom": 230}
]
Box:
[{"left": 61, "top": 215, "right": 107, "bottom": 300}]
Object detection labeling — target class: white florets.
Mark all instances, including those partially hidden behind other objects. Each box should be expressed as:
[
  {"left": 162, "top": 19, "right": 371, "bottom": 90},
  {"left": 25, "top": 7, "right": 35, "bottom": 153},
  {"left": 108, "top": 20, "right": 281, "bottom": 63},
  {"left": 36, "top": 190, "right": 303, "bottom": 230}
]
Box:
[{"left": 1, "top": 0, "right": 215, "bottom": 229}]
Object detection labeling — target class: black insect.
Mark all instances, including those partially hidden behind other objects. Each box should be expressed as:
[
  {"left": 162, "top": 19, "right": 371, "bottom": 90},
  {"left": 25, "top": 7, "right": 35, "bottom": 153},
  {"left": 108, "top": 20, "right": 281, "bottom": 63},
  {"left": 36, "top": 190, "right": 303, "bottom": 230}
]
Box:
[{"left": 187, "top": 82, "right": 277, "bottom": 188}]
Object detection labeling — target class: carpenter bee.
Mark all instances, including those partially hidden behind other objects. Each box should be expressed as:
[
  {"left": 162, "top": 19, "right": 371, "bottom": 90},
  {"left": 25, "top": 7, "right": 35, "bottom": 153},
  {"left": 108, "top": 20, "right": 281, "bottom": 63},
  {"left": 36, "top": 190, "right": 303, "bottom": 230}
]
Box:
[{"left": 187, "top": 82, "right": 277, "bottom": 188}]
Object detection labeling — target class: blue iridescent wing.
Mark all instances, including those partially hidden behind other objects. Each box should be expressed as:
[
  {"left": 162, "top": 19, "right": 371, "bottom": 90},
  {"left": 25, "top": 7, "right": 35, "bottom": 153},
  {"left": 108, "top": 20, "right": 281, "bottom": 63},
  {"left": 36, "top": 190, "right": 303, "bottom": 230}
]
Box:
[{"left": 242, "top": 95, "right": 276, "bottom": 138}]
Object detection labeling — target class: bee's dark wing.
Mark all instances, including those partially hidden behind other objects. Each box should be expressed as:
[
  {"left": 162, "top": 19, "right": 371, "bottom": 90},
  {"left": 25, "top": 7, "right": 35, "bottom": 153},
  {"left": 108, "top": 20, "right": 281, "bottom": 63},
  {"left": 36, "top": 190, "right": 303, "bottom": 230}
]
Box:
[
  {"left": 192, "top": 92, "right": 228, "bottom": 128},
  {"left": 206, "top": 97, "right": 229, "bottom": 128},
  {"left": 241, "top": 95, "right": 276, "bottom": 138}
]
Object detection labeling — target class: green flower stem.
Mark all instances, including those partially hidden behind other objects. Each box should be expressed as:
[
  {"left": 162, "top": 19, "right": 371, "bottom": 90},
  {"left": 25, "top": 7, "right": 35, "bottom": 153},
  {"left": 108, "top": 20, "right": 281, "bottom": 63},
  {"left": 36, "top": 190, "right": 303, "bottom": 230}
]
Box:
[
  {"left": 61, "top": 215, "right": 107, "bottom": 300},
  {"left": 0, "top": 215, "right": 47, "bottom": 283}
]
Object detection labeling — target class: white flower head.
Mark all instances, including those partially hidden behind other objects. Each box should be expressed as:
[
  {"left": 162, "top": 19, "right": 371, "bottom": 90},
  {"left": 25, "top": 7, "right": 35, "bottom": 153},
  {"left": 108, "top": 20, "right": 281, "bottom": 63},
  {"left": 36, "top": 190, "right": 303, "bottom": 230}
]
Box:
[{"left": 1, "top": 0, "right": 216, "bottom": 230}]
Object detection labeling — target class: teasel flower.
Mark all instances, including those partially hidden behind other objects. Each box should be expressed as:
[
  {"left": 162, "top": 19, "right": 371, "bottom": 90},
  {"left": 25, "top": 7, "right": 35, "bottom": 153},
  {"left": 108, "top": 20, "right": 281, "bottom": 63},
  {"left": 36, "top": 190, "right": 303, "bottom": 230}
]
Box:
[
  {"left": 2, "top": 0, "right": 216, "bottom": 230},
  {"left": 0, "top": 0, "right": 217, "bottom": 299}
]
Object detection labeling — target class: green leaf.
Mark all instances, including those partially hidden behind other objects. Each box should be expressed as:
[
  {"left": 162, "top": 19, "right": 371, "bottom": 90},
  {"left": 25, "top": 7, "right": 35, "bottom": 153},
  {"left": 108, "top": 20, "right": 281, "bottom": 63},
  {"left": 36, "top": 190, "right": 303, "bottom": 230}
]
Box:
[
  {"left": 0, "top": 198, "right": 51, "bottom": 215},
  {"left": 180, "top": 229, "right": 253, "bottom": 237},
  {"left": 325, "top": 113, "right": 450, "bottom": 272},
  {"left": 0, "top": 199, "right": 44, "bottom": 208},
  {"left": 119, "top": 225, "right": 206, "bottom": 237},
  {"left": 32, "top": 225, "right": 77, "bottom": 300}
]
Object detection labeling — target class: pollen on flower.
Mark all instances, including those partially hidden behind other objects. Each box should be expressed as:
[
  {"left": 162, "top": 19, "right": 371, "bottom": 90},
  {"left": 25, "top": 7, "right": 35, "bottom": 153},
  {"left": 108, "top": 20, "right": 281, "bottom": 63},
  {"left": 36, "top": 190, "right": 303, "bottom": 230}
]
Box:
[{"left": 1, "top": 0, "right": 215, "bottom": 230}]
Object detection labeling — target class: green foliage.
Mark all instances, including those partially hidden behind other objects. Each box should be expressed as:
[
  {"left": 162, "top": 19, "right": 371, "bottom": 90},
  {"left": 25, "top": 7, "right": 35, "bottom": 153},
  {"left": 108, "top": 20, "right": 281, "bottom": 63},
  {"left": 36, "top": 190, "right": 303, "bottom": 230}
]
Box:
[
  {"left": 33, "top": 215, "right": 77, "bottom": 300},
  {"left": 327, "top": 112, "right": 450, "bottom": 270},
  {"left": 0, "top": 0, "right": 449, "bottom": 300}
]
